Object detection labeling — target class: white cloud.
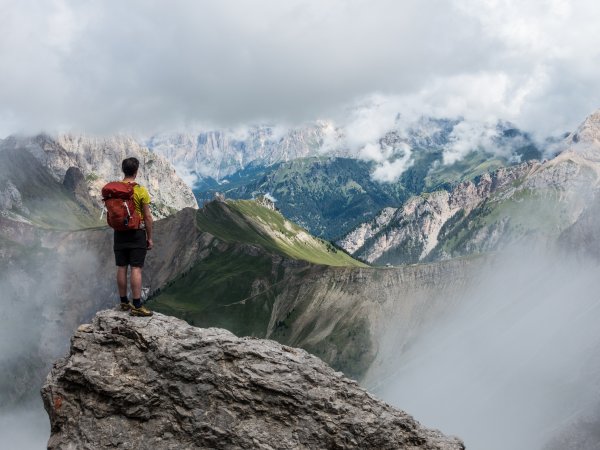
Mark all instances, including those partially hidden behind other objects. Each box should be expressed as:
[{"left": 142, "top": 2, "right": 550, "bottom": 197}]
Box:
[
  {"left": 443, "top": 121, "right": 500, "bottom": 165},
  {"left": 171, "top": 163, "right": 199, "bottom": 188},
  {"left": 263, "top": 193, "right": 277, "bottom": 203},
  {"left": 358, "top": 142, "right": 386, "bottom": 163},
  {"left": 371, "top": 145, "right": 414, "bottom": 183},
  {"left": 316, "top": 121, "right": 341, "bottom": 154},
  {"left": 0, "top": 0, "right": 599, "bottom": 141},
  {"left": 341, "top": 96, "right": 400, "bottom": 150}
]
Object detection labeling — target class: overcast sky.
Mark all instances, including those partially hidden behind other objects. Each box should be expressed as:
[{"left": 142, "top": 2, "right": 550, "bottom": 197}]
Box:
[{"left": 1, "top": 0, "right": 600, "bottom": 138}]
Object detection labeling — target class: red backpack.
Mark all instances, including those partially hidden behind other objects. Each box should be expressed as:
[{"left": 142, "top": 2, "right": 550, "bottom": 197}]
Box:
[{"left": 101, "top": 182, "right": 142, "bottom": 231}]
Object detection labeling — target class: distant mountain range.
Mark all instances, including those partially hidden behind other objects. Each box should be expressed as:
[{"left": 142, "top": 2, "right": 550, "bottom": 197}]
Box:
[
  {"left": 338, "top": 110, "right": 600, "bottom": 264},
  {"left": 147, "top": 117, "right": 543, "bottom": 240},
  {"left": 146, "top": 116, "right": 543, "bottom": 182},
  {"left": 145, "top": 122, "right": 336, "bottom": 182}
]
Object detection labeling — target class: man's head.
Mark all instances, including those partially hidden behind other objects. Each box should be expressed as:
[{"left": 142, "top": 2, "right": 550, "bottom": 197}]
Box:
[{"left": 122, "top": 157, "right": 140, "bottom": 177}]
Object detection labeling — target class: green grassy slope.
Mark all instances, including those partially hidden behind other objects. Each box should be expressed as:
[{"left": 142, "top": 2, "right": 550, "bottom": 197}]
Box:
[
  {"left": 151, "top": 249, "right": 282, "bottom": 336},
  {"left": 424, "top": 151, "right": 507, "bottom": 189},
  {"left": 196, "top": 199, "right": 366, "bottom": 267}
]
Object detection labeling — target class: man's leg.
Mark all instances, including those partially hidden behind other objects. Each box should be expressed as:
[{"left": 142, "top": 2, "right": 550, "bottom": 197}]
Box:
[
  {"left": 130, "top": 265, "right": 152, "bottom": 316},
  {"left": 115, "top": 248, "right": 132, "bottom": 308},
  {"left": 117, "top": 266, "right": 128, "bottom": 297},
  {"left": 116, "top": 265, "right": 131, "bottom": 310},
  {"left": 129, "top": 248, "right": 152, "bottom": 317},
  {"left": 130, "top": 266, "right": 142, "bottom": 301}
]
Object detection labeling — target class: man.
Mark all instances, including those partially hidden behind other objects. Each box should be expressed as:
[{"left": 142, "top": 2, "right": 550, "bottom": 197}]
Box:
[{"left": 113, "top": 157, "right": 154, "bottom": 317}]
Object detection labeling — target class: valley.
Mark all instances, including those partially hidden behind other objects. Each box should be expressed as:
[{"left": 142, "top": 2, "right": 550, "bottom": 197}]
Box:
[{"left": 150, "top": 200, "right": 478, "bottom": 379}]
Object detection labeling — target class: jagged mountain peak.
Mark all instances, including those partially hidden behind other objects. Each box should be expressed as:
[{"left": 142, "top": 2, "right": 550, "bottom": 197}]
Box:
[
  {"left": 536, "top": 109, "right": 600, "bottom": 179},
  {"left": 146, "top": 122, "right": 343, "bottom": 181},
  {"left": 55, "top": 132, "right": 144, "bottom": 152},
  {"left": 567, "top": 109, "right": 600, "bottom": 146}
]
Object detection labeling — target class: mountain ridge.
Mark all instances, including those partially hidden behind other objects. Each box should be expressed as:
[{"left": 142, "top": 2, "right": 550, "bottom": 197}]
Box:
[{"left": 195, "top": 198, "right": 365, "bottom": 267}]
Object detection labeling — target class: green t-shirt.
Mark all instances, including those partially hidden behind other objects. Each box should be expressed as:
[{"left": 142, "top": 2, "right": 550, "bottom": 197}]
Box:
[{"left": 122, "top": 182, "right": 151, "bottom": 218}]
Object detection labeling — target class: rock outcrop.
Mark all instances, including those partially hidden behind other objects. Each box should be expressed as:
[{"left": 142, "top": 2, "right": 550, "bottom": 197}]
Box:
[
  {"left": 42, "top": 310, "right": 464, "bottom": 450},
  {"left": 0, "top": 179, "right": 28, "bottom": 215},
  {"left": 565, "top": 109, "right": 600, "bottom": 149},
  {"left": 338, "top": 206, "right": 398, "bottom": 255}
]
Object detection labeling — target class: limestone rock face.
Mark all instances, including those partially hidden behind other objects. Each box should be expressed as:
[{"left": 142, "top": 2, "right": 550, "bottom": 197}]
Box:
[
  {"left": 565, "top": 109, "right": 600, "bottom": 148},
  {"left": 6, "top": 134, "right": 198, "bottom": 219},
  {"left": 338, "top": 162, "right": 536, "bottom": 264},
  {"left": 0, "top": 180, "right": 28, "bottom": 215},
  {"left": 62, "top": 166, "right": 97, "bottom": 215},
  {"left": 42, "top": 310, "right": 464, "bottom": 450},
  {"left": 338, "top": 206, "right": 398, "bottom": 255},
  {"left": 145, "top": 122, "right": 342, "bottom": 181}
]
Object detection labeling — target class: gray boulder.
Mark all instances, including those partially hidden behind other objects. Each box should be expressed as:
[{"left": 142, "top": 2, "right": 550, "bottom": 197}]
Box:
[{"left": 42, "top": 310, "right": 464, "bottom": 449}]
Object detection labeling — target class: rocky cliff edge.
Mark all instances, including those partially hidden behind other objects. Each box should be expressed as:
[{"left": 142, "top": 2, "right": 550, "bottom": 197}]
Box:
[{"left": 42, "top": 310, "right": 464, "bottom": 450}]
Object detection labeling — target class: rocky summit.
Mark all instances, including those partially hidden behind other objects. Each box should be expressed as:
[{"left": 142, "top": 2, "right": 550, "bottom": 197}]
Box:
[{"left": 42, "top": 310, "right": 464, "bottom": 450}]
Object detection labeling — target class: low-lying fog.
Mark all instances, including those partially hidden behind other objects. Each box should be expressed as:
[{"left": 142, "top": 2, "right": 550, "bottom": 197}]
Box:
[
  {"left": 370, "top": 248, "right": 600, "bottom": 449},
  {"left": 0, "top": 405, "right": 49, "bottom": 449},
  {"left": 0, "top": 245, "right": 106, "bottom": 449}
]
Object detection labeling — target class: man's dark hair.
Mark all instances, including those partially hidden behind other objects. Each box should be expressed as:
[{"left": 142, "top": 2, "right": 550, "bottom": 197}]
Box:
[{"left": 122, "top": 157, "right": 140, "bottom": 177}]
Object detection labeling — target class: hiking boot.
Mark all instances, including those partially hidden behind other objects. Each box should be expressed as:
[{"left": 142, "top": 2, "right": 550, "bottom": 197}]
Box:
[
  {"left": 119, "top": 302, "right": 132, "bottom": 311},
  {"left": 130, "top": 305, "right": 153, "bottom": 317}
]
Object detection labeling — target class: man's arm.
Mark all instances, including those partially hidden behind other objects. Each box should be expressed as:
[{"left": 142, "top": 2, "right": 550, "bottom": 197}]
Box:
[{"left": 143, "top": 203, "right": 153, "bottom": 250}]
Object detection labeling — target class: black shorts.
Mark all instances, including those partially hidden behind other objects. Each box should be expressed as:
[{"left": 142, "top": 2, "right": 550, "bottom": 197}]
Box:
[
  {"left": 114, "top": 247, "right": 147, "bottom": 267},
  {"left": 114, "top": 229, "right": 147, "bottom": 267}
]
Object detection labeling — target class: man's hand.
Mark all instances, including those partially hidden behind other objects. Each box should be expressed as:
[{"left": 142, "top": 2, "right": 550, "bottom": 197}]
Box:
[{"left": 142, "top": 203, "right": 154, "bottom": 251}]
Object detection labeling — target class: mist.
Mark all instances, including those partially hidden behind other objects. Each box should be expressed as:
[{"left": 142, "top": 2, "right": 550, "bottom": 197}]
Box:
[
  {"left": 0, "top": 406, "right": 49, "bottom": 449},
  {"left": 369, "top": 247, "right": 600, "bottom": 449},
  {"left": 0, "top": 263, "right": 62, "bottom": 449},
  {"left": 0, "top": 230, "right": 112, "bottom": 448}
]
